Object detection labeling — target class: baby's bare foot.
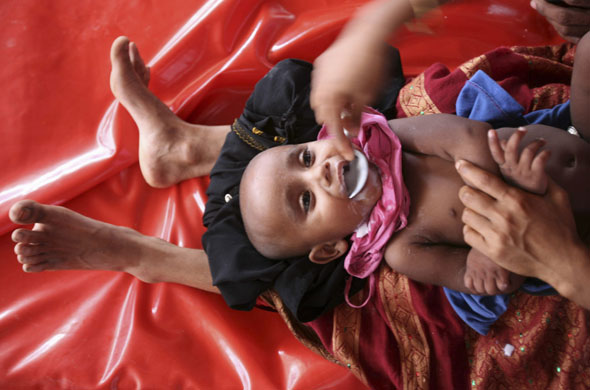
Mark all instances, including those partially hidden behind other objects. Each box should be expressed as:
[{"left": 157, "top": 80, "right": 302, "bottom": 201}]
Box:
[
  {"left": 464, "top": 249, "right": 523, "bottom": 295},
  {"left": 9, "top": 200, "right": 156, "bottom": 281},
  {"left": 109, "top": 36, "right": 228, "bottom": 187}
]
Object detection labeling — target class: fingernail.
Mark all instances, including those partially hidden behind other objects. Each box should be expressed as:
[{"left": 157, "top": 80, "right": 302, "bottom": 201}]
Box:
[
  {"left": 487, "top": 130, "right": 494, "bottom": 138},
  {"left": 518, "top": 127, "right": 527, "bottom": 132},
  {"left": 530, "top": 0, "right": 537, "bottom": 10},
  {"left": 455, "top": 160, "right": 465, "bottom": 171},
  {"left": 459, "top": 189, "right": 470, "bottom": 201}
]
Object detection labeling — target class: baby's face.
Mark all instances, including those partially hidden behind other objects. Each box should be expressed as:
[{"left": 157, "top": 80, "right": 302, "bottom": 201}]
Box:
[{"left": 240, "top": 138, "right": 382, "bottom": 259}]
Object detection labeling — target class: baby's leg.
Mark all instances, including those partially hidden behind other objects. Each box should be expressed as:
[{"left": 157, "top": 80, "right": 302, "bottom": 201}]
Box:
[
  {"left": 464, "top": 248, "right": 525, "bottom": 295},
  {"left": 110, "top": 36, "right": 230, "bottom": 187}
]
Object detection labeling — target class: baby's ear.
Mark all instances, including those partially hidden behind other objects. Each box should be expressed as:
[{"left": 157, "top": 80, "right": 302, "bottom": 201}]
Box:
[{"left": 308, "top": 239, "right": 349, "bottom": 264}]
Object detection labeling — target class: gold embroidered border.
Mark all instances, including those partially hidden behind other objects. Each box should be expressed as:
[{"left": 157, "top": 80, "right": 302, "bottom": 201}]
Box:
[
  {"left": 231, "top": 119, "right": 267, "bottom": 152},
  {"left": 459, "top": 54, "right": 491, "bottom": 80},
  {"left": 379, "top": 266, "right": 430, "bottom": 389},
  {"left": 259, "top": 290, "right": 340, "bottom": 365},
  {"left": 332, "top": 290, "right": 368, "bottom": 386},
  {"left": 398, "top": 72, "right": 441, "bottom": 117},
  {"left": 531, "top": 85, "right": 570, "bottom": 112}
]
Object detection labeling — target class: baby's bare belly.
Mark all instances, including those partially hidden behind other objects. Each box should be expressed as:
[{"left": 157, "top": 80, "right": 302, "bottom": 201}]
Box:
[{"left": 401, "top": 153, "right": 466, "bottom": 245}]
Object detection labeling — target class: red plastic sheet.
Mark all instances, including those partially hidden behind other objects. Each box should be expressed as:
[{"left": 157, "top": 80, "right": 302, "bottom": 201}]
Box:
[{"left": 0, "top": 0, "right": 563, "bottom": 388}]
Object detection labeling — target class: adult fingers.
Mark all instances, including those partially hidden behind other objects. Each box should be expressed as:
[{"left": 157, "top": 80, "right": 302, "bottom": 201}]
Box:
[
  {"left": 334, "top": 131, "right": 355, "bottom": 161},
  {"left": 463, "top": 224, "right": 485, "bottom": 247},
  {"left": 545, "top": 176, "right": 574, "bottom": 214},
  {"left": 340, "top": 105, "right": 362, "bottom": 135},
  {"left": 311, "top": 91, "right": 356, "bottom": 161},
  {"left": 532, "top": 0, "right": 590, "bottom": 41},
  {"left": 455, "top": 160, "right": 509, "bottom": 200},
  {"left": 461, "top": 207, "right": 494, "bottom": 235},
  {"left": 562, "top": 0, "right": 590, "bottom": 8}
]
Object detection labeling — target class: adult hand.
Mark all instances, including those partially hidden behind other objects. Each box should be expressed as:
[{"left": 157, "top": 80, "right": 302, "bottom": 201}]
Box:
[
  {"left": 531, "top": 0, "right": 590, "bottom": 43},
  {"left": 310, "top": 34, "right": 390, "bottom": 161},
  {"left": 454, "top": 159, "right": 582, "bottom": 283}
]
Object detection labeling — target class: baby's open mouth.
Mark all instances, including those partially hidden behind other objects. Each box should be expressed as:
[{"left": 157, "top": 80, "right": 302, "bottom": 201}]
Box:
[{"left": 344, "top": 149, "right": 369, "bottom": 199}]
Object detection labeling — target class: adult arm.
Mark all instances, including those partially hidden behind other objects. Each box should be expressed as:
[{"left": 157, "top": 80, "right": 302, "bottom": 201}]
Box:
[
  {"left": 311, "top": 0, "right": 446, "bottom": 160},
  {"left": 531, "top": 0, "right": 590, "bottom": 43},
  {"left": 455, "top": 159, "right": 590, "bottom": 309}
]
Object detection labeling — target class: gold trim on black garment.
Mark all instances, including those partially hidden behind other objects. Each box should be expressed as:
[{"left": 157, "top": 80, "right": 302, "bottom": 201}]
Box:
[{"left": 231, "top": 120, "right": 267, "bottom": 152}]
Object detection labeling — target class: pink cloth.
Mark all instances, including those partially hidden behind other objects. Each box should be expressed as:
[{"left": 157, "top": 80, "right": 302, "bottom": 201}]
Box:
[{"left": 318, "top": 108, "right": 410, "bottom": 307}]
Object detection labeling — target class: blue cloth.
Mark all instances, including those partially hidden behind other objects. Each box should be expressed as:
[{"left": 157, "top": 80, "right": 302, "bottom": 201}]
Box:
[{"left": 445, "top": 70, "right": 562, "bottom": 335}]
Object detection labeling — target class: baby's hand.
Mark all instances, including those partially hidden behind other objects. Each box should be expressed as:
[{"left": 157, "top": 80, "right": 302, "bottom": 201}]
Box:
[
  {"left": 464, "top": 249, "right": 523, "bottom": 295},
  {"left": 488, "top": 127, "right": 551, "bottom": 195}
]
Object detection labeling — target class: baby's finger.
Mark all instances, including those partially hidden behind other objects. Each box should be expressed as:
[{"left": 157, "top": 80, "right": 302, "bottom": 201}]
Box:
[
  {"left": 504, "top": 127, "right": 527, "bottom": 164},
  {"left": 518, "top": 138, "right": 546, "bottom": 168},
  {"left": 487, "top": 130, "right": 505, "bottom": 165},
  {"left": 531, "top": 149, "right": 552, "bottom": 174}
]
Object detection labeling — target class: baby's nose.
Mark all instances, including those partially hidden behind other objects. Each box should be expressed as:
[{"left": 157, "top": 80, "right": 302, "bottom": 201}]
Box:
[{"left": 309, "top": 159, "right": 331, "bottom": 186}]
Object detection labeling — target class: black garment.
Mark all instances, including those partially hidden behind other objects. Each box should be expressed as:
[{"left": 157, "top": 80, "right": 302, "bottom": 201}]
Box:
[{"left": 202, "top": 50, "right": 405, "bottom": 322}]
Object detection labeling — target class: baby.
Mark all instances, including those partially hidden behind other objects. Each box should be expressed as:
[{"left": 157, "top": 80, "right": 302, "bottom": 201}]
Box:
[
  {"left": 240, "top": 111, "right": 590, "bottom": 332},
  {"left": 239, "top": 33, "right": 590, "bottom": 331}
]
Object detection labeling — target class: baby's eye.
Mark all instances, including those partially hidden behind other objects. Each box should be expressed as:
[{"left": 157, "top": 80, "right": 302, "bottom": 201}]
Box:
[
  {"left": 300, "top": 191, "right": 311, "bottom": 212},
  {"left": 302, "top": 148, "right": 312, "bottom": 167}
]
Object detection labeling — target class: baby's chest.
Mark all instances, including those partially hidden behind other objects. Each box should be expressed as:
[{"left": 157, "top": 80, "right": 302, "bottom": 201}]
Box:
[{"left": 402, "top": 155, "right": 466, "bottom": 244}]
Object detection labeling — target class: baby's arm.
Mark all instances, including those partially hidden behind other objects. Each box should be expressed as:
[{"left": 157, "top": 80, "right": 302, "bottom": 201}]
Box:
[{"left": 388, "top": 114, "right": 500, "bottom": 174}]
